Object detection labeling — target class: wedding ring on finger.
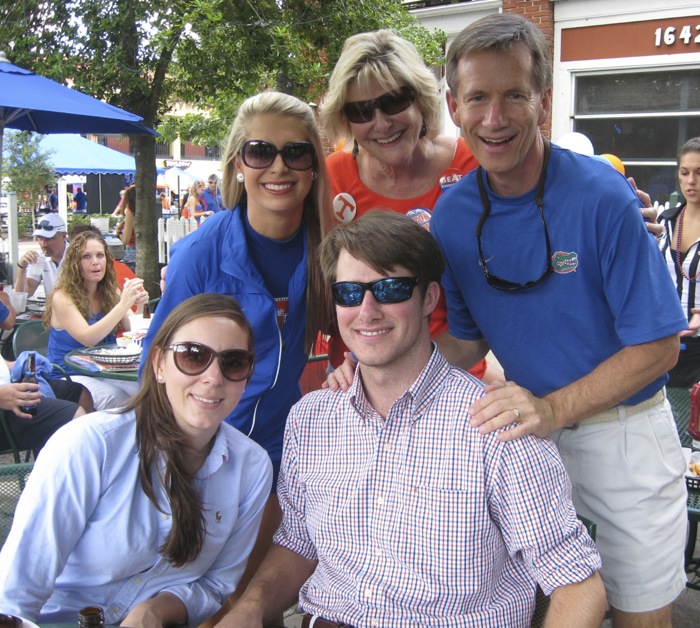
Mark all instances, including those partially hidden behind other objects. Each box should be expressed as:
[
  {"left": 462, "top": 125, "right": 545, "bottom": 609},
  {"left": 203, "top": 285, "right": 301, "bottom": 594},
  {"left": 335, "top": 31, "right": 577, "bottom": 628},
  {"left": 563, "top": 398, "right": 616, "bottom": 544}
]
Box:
[{"left": 513, "top": 408, "right": 521, "bottom": 420}]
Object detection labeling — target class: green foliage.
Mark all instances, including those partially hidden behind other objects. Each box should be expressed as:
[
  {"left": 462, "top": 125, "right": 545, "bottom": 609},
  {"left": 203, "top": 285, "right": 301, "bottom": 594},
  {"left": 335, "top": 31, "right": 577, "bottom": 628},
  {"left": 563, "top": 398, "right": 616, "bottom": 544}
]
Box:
[
  {"left": 17, "top": 213, "right": 34, "bottom": 239},
  {"left": 3, "top": 132, "right": 55, "bottom": 212},
  {"left": 0, "top": 0, "right": 444, "bottom": 295},
  {"left": 66, "top": 213, "right": 92, "bottom": 232}
]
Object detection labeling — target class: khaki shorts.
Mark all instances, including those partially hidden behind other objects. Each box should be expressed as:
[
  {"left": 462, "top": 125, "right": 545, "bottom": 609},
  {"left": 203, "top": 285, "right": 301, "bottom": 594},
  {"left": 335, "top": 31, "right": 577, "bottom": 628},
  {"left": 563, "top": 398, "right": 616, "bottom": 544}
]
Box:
[{"left": 551, "top": 395, "right": 688, "bottom": 612}]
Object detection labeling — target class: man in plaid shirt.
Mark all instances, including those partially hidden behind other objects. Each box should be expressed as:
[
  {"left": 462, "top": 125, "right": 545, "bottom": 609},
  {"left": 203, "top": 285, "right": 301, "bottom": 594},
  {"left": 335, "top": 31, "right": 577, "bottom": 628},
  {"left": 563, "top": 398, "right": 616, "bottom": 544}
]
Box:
[{"left": 217, "top": 212, "right": 605, "bottom": 628}]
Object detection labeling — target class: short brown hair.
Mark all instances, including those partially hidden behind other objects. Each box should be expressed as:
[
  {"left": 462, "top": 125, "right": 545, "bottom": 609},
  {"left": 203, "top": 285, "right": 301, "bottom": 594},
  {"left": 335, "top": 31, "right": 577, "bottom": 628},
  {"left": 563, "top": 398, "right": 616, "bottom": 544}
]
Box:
[
  {"left": 446, "top": 13, "right": 552, "bottom": 95},
  {"left": 320, "top": 211, "right": 445, "bottom": 300}
]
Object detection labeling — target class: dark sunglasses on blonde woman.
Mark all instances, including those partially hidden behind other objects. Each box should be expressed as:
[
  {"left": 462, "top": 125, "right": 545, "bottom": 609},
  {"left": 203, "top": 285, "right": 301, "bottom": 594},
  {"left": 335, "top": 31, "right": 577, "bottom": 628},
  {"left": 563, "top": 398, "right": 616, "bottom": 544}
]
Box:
[
  {"left": 343, "top": 85, "right": 417, "bottom": 124},
  {"left": 241, "top": 140, "right": 316, "bottom": 171}
]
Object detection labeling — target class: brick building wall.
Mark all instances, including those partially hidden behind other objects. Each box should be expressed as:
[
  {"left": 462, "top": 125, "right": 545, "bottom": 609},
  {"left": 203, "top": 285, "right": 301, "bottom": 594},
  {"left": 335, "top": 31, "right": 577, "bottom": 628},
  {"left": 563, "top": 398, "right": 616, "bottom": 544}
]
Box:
[{"left": 502, "top": 0, "right": 554, "bottom": 137}]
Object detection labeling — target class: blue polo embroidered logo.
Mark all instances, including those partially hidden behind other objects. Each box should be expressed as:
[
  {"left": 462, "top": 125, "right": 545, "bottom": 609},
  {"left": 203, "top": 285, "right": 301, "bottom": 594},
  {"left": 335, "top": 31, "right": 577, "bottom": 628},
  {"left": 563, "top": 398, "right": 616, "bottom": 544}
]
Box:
[
  {"left": 552, "top": 251, "right": 578, "bottom": 274},
  {"left": 333, "top": 193, "right": 357, "bottom": 223}
]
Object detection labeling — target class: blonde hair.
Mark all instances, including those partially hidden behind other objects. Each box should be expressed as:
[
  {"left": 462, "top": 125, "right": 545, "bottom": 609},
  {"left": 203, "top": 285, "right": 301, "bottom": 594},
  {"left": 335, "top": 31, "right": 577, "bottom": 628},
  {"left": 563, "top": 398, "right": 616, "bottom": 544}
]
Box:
[
  {"left": 188, "top": 180, "right": 205, "bottom": 198},
  {"left": 321, "top": 30, "right": 441, "bottom": 143},
  {"left": 220, "top": 91, "right": 334, "bottom": 351}
]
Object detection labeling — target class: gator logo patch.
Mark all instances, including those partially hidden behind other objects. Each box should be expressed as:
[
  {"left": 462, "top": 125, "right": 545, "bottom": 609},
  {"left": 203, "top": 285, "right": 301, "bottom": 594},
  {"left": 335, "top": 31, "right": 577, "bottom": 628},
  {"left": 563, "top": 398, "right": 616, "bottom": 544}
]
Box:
[{"left": 551, "top": 251, "right": 578, "bottom": 274}]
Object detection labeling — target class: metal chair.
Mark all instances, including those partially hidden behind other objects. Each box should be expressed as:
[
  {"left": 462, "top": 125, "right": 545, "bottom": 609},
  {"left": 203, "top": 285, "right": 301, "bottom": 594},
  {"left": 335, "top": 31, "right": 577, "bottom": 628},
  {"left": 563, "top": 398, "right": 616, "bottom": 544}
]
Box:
[
  {"left": 12, "top": 320, "right": 49, "bottom": 358},
  {"left": 530, "top": 515, "right": 597, "bottom": 627},
  {"left": 0, "top": 410, "right": 32, "bottom": 463},
  {"left": 667, "top": 386, "right": 692, "bottom": 448},
  {"left": 667, "top": 387, "right": 700, "bottom": 589},
  {"left": 11, "top": 319, "right": 72, "bottom": 380},
  {"left": 0, "top": 462, "right": 33, "bottom": 549}
]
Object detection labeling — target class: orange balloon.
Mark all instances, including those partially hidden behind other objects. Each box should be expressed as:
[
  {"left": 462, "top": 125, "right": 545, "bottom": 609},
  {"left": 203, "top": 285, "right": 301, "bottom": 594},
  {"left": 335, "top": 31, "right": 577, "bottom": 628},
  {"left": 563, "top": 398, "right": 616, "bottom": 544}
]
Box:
[{"left": 600, "top": 153, "right": 625, "bottom": 175}]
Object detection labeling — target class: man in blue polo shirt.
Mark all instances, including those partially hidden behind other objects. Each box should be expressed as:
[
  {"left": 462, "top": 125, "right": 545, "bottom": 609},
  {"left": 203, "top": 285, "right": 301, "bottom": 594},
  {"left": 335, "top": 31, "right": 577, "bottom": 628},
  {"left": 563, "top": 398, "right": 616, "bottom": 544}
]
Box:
[{"left": 432, "top": 14, "right": 688, "bottom": 627}]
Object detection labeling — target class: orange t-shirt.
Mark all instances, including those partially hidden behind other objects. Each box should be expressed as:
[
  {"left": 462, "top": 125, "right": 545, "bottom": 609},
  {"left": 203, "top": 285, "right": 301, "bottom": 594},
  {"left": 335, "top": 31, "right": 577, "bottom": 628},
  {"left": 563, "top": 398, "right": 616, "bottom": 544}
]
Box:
[
  {"left": 325, "top": 137, "right": 487, "bottom": 379},
  {"left": 114, "top": 260, "right": 138, "bottom": 312}
]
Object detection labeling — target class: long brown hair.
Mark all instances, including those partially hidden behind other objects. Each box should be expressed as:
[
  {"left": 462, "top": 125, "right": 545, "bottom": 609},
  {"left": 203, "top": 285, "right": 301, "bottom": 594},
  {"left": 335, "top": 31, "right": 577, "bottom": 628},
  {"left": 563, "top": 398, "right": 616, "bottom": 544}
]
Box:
[
  {"left": 43, "top": 231, "right": 120, "bottom": 329},
  {"left": 126, "top": 293, "right": 254, "bottom": 567},
  {"left": 220, "top": 91, "right": 334, "bottom": 351}
]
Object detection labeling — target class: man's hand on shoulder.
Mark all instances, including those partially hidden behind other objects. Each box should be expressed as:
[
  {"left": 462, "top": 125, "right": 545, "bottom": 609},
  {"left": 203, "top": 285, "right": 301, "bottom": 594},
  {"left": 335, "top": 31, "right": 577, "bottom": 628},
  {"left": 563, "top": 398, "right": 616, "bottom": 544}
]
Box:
[
  {"left": 323, "top": 352, "right": 357, "bottom": 392},
  {"left": 628, "top": 176, "right": 663, "bottom": 237},
  {"left": 468, "top": 380, "right": 558, "bottom": 441}
]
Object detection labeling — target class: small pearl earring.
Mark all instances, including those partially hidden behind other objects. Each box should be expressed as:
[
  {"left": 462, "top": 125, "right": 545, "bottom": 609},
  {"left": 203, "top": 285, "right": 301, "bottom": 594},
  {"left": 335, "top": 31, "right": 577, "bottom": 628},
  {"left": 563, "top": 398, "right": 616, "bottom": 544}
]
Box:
[
  {"left": 157, "top": 374, "right": 164, "bottom": 382},
  {"left": 311, "top": 171, "right": 318, "bottom": 181},
  {"left": 236, "top": 172, "right": 245, "bottom": 183}
]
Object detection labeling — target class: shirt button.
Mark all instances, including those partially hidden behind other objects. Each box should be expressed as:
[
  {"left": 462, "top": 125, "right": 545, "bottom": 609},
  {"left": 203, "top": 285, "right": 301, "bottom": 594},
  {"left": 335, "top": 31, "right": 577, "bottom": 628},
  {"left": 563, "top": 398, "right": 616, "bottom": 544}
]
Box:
[
  {"left": 376, "top": 496, "right": 385, "bottom": 506},
  {"left": 384, "top": 444, "right": 392, "bottom": 452},
  {"left": 162, "top": 513, "right": 169, "bottom": 520},
  {"left": 111, "top": 606, "right": 120, "bottom": 614},
  {"left": 374, "top": 547, "right": 383, "bottom": 557},
  {"left": 134, "top": 577, "right": 142, "bottom": 584},
  {"left": 364, "top": 588, "right": 373, "bottom": 598}
]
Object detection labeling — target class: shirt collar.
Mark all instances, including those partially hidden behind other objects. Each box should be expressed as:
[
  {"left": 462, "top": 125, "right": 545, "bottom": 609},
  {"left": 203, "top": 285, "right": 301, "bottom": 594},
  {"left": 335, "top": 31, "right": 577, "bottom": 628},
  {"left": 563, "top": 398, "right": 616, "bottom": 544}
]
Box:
[
  {"left": 348, "top": 342, "right": 451, "bottom": 424},
  {"left": 195, "top": 426, "right": 228, "bottom": 479}
]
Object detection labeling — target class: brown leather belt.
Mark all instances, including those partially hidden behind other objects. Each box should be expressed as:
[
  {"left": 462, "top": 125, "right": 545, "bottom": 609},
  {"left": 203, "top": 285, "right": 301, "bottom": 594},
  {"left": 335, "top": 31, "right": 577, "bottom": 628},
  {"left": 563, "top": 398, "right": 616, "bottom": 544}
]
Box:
[{"left": 300, "top": 614, "right": 353, "bottom": 628}]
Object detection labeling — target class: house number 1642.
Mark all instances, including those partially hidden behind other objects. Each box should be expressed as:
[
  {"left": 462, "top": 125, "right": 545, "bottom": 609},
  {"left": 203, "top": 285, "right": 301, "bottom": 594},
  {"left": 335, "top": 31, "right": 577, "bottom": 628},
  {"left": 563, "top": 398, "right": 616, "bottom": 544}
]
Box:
[{"left": 654, "top": 25, "right": 700, "bottom": 47}]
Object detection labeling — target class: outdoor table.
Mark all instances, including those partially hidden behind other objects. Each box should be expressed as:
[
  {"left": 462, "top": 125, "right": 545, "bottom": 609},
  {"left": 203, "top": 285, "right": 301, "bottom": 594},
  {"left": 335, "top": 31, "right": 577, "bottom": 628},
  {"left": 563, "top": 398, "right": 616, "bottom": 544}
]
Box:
[{"left": 64, "top": 346, "right": 139, "bottom": 383}]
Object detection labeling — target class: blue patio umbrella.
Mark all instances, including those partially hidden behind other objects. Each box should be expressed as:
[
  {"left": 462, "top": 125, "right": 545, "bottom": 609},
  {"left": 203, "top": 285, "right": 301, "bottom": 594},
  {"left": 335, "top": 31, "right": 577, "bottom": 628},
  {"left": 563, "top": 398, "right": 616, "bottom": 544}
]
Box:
[
  {"left": 0, "top": 50, "right": 156, "bottom": 197},
  {"left": 0, "top": 52, "right": 155, "bottom": 136}
]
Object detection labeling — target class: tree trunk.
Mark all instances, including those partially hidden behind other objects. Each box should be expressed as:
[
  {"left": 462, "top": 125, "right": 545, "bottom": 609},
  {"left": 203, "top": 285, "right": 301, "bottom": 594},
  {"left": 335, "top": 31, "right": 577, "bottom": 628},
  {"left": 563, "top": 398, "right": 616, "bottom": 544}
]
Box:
[{"left": 130, "top": 133, "right": 160, "bottom": 298}]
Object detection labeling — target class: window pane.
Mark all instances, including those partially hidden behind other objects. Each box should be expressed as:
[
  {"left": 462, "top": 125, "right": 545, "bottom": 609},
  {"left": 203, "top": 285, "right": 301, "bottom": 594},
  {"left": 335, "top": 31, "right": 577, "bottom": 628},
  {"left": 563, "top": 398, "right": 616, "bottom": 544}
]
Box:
[
  {"left": 576, "top": 70, "right": 700, "bottom": 114},
  {"left": 574, "top": 117, "right": 700, "bottom": 160},
  {"left": 625, "top": 165, "right": 679, "bottom": 207}
]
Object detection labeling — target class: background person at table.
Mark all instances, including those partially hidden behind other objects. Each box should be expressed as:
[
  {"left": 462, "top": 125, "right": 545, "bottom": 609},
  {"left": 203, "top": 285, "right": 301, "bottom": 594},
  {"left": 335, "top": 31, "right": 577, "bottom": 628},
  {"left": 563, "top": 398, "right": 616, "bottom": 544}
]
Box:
[
  {"left": 1, "top": 352, "right": 92, "bottom": 455},
  {"left": 320, "top": 29, "right": 497, "bottom": 383},
  {"left": 142, "top": 91, "right": 333, "bottom": 619},
  {"left": 182, "top": 180, "right": 214, "bottom": 224},
  {"left": 116, "top": 184, "right": 138, "bottom": 265},
  {"left": 658, "top": 136, "right": 700, "bottom": 387},
  {"left": 0, "top": 293, "right": 272, "bottom": 627},
  {"left": 430, "top": 14, "right": 687, "bottom": 627},
  {"left": 15, "top": 213, "right": 68, "bottom": 298},
  {"left": 160, "top": 191, "right": 171, "bottom": 212},
  {"left": 201, "top": 174, "right": 225, "bottom": 213},
  {"left": 69, "top": 225, "right": 139, "bottom": 294},
  {"left": 112, "top": 188, "right": 127, "bottom": 216},
  {"left": 218, "top": 211, "right": 605, "bottom": 628},
  {"left": 44, "top": 231, "right": 148, "bottom": 410}
]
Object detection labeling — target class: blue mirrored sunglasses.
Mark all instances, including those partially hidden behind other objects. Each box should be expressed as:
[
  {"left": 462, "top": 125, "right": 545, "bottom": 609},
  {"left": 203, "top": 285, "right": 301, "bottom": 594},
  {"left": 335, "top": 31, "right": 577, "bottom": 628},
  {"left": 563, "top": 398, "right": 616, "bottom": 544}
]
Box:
[{"left": 331, "top": 277, "right": 419, "bottom": 307}]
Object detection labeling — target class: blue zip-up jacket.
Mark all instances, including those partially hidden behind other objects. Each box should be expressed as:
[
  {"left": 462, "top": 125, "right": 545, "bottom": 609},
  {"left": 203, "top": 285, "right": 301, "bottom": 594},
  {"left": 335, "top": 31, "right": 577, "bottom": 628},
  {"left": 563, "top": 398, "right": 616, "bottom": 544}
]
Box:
[{"left": 141, "top": 207, "right": 309, "bottom": 466}]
